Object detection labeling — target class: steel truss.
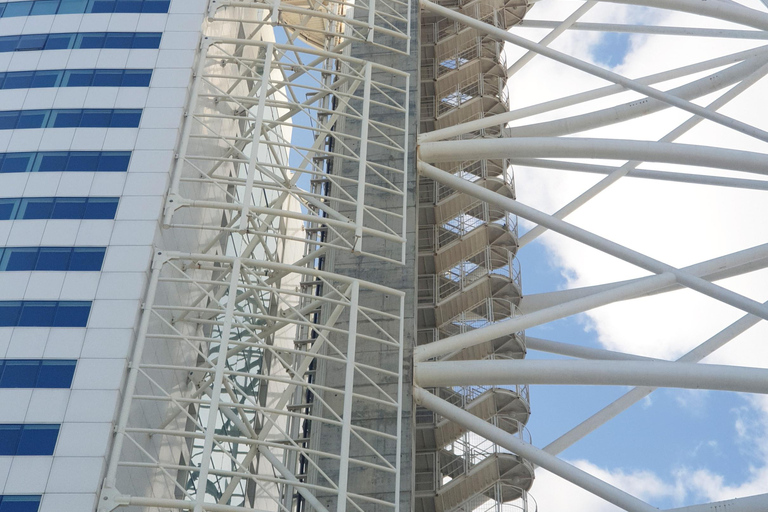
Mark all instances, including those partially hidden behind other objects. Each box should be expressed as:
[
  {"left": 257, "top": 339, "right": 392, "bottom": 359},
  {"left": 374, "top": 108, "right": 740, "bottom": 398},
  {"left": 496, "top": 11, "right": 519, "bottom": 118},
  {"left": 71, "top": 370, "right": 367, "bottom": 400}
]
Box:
[
  {"left": 415, "top": 0, "right": 768, "bottom": 511},
  {"left": 96, "top": 0, "right": 768, "bottom": 509},
  {"left": 100, "top": 0, "right": 410, "bottom": 510}
]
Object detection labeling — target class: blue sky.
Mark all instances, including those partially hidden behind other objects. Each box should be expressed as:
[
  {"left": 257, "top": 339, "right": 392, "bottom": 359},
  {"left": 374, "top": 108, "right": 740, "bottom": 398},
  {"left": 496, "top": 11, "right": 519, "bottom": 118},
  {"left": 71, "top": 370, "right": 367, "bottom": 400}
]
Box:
[{"left": 504, "top": 2, "right": 768, "bottom": 504}]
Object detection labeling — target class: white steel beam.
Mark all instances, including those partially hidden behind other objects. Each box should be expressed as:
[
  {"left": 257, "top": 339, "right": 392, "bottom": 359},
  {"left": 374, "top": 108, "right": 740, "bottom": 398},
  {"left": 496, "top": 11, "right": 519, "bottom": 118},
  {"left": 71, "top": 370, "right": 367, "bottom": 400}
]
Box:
[
  {"left": 525, "top": 337, "right": 654, "bottom": 361},
  {"left": 543, "top": 300, "right": 767, "bottom": 456},
  {"left": 506, "top": 158, "right": 768, "bottom": 191},
  {"left": 666, "top": 493, "right": 768, "bottom": 512},
  {"left": 420, "top": 138, "right": 768, "bottom": 176},
  {"left": 415, "top": 360, "right": 768, "bottom": 394},
  {"left": 418, "top": 162, "right": 768, "bottom": 332},
  {"left": 520, "top": 242, "right": 768, "bottom": 314},
  {"left": 420, "top": 0, "right": 768, "bottom": 143},
  {"left": 517, "top": 59, "right": 768, "bottom": 246},
  {"left": 600, "top": 0, "right": 768, "bottom": 30},
  {"left": 507, "top": 1, "right": 597, "bottom": 76},
  {"left": 518, "top": 19, "right": 768, "bottom": 39},
  {"left": 419, "top": 45, "right": 768, "bottom": 143},
  {"left": 413, "top": 387, "right": 659, "bottom": 512},
  {"left": 507, "top": 56, "right": 768, "bottom": 138}
]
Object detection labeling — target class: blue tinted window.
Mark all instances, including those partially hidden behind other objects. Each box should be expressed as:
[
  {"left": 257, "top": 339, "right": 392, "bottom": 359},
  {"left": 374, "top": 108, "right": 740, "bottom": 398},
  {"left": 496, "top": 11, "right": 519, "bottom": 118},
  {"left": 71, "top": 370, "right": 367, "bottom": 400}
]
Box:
[
  {"left": 91, "top": 0, "right": 117, "bottom": 13},
  {"left": 36, "top": 360, "right": 77, "bottom": 388},
  {"left": 0, "top": 361, "right": 39, "bottom": 388},
  {"left": 30, "top": 70, "right": 60, "bottom": 88},
  {"left": 16, "top": 35, "right": 46, "bottom": 52},
  {"left": 62, "top": 69, "right": 93, "bottom": 87},
  {"left": 0, "top": 247, "right": 105, "bottom": 272},
  {"left": 0, "top": 425, "right": 59, "bottom": 456},
  {"left": 80, "top": 109, "right": 113, "bottom": 127},
  {"left": 0, "top": 199, "right": 18, "bottom": 220},
  {"left": 0, "top": 301, "right": 90, "bottom": 327},
  {"left": 92, "top": 70, "right": 122, "bottom": 87},
  {"left": 4, "top": 72, "right": 33, "bottom": 89},
  {"left": 0, "top": 495, "right": 41, "bottom": 512},
  {"left": 66, "top": 152, "right": 100, "bottom": 171},
  {"left": 84, "top": 197, "right": 119, "bottom": 219},
  {"left": 31, "top": 1, "right": 60, "bottom": 15},
  {"left": 77, "top": 32, "right": 106, "bottom": 49},
  {"left": 143, "top": 0, "right": 170, "bottom": 13},
  {"left": 0, "top": 112, "right": 18, "bottom": 130},
  {"left": 0, "top": 37, "right": 16, "bottom": 53},
  {"left": 116, "top": 0, "right": 142, "bottom": 13},
  {"left": 51, "top": 198, "right": 87, "bottom": 220},
  {"left": 111, "top": 109, "right": 142, "bottom": 127},
  {"left": 0, "top": 152, "right": 128, "bottom": 173},
  {"left": 0, "top": 69, "right": 152, "bottom": 90},
  {"left": 0, "top": 33, "right": 161, "bottom": 53},
  {"left": 44, "top": 33, "right": 75, "bottom": 50},
  {"left": 35, "top": 247, "right": 71, "bottom": 270},
  {"left": 2, "top": 248, "right": 38, "bottom": 271},
  {"left": 133, "top": 33, "right": 162, "bottom": 48},
  {"left": 16, "top": 110, "right": 47, "bottom": 129},
  {"left": 69, "top": 247, "right": 106, "bottom": 271},
  {"left": 50, "top": 109, "right": 82, "bottom": 128},
  {"left": 98, "top": 152, "right": 131, "bottom": 171},
  {"left": 18, "top": 198, "right": 53, "bottom": 220},
  {"left": 0, "top": 0, "right": 170, "bottom": 17},
  {"left": 0, "top": 197, "right": 119, "bottom": 220},
  {"left": 0, "top": 303, "right": 22, "bottom": 326},
  {"left": 0, "top": 110, "right": 141, "bottom": 130},
  {"left": 1, "top": 153, "right": 33, "bottom": 173},
  {"left": 3, "top": 3, "right": 32, "bottom": 18},
  {"left": 18, "top": 198, "right": 54, "bottom": 220},
  {"left": 104, "top": 32, "right": 133, "bottom": 49},
  {"left": 58, "top": 0, "right": 89, "bottom": 14},
  {"left": 18, "top": 302, "right": 57, "bottom": 327},
  {"left": 17, "top": 425, "right": 59, "bottom": 455},
  {"left": 0, "top": 425, "right": 21, "bottom": 455},
  {"left": 36, "top": 152, "right": 69, "bottom": 172},
  {"left": 53, "top": 302, "right": 91, "bottom": 327},
  {"left": 122, "top": 70, "right": 152, "bottom": 86}
]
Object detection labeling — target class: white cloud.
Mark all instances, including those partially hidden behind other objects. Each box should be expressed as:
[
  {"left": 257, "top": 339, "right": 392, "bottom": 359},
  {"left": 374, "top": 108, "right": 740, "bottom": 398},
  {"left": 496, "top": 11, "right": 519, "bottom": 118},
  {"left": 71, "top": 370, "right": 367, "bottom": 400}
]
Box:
[{"left": 502, "top": 0, "right": 768, "bottom": 508}]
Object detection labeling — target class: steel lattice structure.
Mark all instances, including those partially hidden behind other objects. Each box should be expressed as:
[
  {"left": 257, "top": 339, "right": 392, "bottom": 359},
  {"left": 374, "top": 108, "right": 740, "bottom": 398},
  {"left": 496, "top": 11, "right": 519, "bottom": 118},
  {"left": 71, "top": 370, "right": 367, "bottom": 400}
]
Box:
[{"left": 96, "top": 0, "right": 768, "bottom": 511}]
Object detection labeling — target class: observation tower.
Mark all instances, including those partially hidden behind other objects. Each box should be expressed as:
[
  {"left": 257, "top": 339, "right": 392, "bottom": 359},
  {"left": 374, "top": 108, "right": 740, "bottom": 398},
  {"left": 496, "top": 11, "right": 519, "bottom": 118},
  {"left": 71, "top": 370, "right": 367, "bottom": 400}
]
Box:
[{"left": 0, "top": 0, "right": 767, "bottom": 512}]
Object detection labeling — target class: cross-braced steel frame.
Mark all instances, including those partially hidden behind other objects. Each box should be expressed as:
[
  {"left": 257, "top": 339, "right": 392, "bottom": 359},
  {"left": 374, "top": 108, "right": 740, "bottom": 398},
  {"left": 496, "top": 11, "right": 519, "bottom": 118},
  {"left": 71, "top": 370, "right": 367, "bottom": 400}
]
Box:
[{"left": 97, "top": 0, "right": 768, "bottom": 510}]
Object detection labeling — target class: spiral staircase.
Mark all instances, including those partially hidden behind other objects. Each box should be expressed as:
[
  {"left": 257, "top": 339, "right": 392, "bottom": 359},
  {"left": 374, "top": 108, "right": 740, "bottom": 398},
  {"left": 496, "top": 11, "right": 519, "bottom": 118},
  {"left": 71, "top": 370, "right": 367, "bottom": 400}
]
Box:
[{"left": 417, "top": 0, "right": 536, "bottom": 510}]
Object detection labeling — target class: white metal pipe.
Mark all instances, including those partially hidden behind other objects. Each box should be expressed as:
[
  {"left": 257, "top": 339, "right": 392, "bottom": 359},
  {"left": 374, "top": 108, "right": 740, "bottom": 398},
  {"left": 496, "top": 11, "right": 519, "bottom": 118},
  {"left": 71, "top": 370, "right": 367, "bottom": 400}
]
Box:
[
  {"left": 518, "top": 59, "right": 768, "bottom": 246},
  {"left": 193, "top": 259, "right": 241, "bottom": 512},
  {"left": 420, "top": 138, "right": 768, "bottom": 175},
  {"left": 507, "top": 56, "right": 767, "bottom": 138},
  {"left": 666, "top": 493, "right": 768, "bottom": 512},
  {"left": 601, "top": 0, "right": 768, "bottom": 31},
  {"left": 336, "top": 281, "right": 360, "bottom": 512},
  {"left": 518, "top": 20, "right": 768, "bottom": 39},
  {"left": 525, "top": 336, "right": 654, "bottom": 361},
  {"left": 419, "top": 0, "right": 768, "bottom": 143},
  {"left": 507, "top": 158, "right": 768, "bottom": 190},
  {"left": 543, "top": 299, "right": 767, "bottom": 456},
  {"left": 521, "top": 242, "right": 768, "bottom": 314},
  {"left": 415, "top": 360, "right": 768, "bottom": 394},
  {"left": 353, "top": 64, "right": 372, "bottom": 254},
  {"left": 413, "top": 388, "right": 659, "bottom": 512},
  {"left": 507, "top": 1, "right": 597, "bottom": 76},
  {"left": 420, "top": 46, "right": 768, "bottom": 143},
  {"left": 414, "top": 270, "right": 677, "bottom": 362},
  {"left": 102, "top": 259, "right": 163, "bottom": 489},
  {"left": 419, "top": 161, "right": 768, "bottom": 329},
  {"left": 241, "top": 43, "right": 274, "bottom": 232}
]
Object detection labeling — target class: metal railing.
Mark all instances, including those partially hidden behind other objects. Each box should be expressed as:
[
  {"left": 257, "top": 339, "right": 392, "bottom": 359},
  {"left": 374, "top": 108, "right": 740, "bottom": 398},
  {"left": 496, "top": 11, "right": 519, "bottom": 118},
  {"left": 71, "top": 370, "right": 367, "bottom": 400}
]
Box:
[{"left": 437, "top": 72, "right": 508, "bottom": 117}]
